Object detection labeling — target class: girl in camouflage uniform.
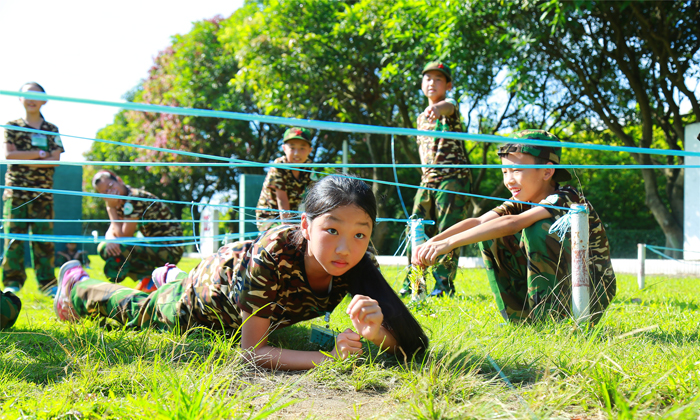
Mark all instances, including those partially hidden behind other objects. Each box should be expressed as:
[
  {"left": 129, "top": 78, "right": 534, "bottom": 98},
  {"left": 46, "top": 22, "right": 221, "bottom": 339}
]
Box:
[
  {"left": 2, "top": 82, "right": 64, "bottom": 295},
  {"left": 55, "top": 176, "right": 428, "bottom": 370}
]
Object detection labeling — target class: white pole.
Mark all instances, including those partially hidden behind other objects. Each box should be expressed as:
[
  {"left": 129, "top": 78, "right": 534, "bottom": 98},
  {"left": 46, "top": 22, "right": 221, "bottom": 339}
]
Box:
[
  {"left": 571, "top": 204, "right": 590, "bottom": 323},
  {"left": 637, "top": 243, "right": 646, "bottom": 290},
  {"left": 342, "top": 140, "right": 349, "bottom": 174}
]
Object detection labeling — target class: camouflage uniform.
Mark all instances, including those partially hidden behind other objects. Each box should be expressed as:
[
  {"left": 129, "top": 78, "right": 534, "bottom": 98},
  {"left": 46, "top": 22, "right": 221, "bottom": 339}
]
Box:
[
  {"left": 0, "top": 290, "right": 21, "bottom": 329},
  {"left": 405, "top": 97, "right": 471, "bottom": 295},
  {"left": 98, "top": 187, "right": 184, "bottom": 283},
  {"left": 480, "top": 186, "right": 616, "bottom": 323},
  {"left": 255, "top": 156, "right": 314, "bottom": 231},
  {"left": 2, "top": 118, "right": 64, "bottom": 290},
  {"left": 71, "top": 225, "right": 368, "bottom": 332}
]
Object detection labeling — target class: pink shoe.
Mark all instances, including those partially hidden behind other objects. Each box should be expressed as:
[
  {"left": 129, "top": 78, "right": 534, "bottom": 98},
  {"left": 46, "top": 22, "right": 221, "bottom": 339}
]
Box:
[
  {"left": 152, "top": 263, "right": 179, "bottom": 289},
  {"left": 54, "top": 260, "right": 88, "bottom": 322}
]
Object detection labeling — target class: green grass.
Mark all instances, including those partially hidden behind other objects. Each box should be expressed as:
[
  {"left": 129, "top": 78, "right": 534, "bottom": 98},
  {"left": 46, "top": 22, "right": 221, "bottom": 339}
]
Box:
[{"left": 2, "top": 258, "right": 700, "bottom": 419}]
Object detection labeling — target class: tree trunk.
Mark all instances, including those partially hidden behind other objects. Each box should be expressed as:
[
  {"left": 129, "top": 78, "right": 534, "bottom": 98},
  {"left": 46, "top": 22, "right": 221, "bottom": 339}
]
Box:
[{"left": 639, "top": 167, "right": 683, "bottom": 258}]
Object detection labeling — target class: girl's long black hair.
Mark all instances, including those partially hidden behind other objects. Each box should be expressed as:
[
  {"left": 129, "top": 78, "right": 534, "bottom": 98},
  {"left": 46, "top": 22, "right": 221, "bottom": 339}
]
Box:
[{"left": 293, "top": 175, "right": 429, "bottom": 357}]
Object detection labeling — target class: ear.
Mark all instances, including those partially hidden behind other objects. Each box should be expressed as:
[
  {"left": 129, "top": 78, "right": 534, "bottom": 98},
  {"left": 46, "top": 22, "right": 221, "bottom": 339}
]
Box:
[
  {"left": 446, "top": 81, "right": 453, "bottom": 91},
  {"left": 301, "top": 213, "right": 311, "bottom": 241},
  {"left": 542, "top": 162, "right": 556, "bottom": 181}
]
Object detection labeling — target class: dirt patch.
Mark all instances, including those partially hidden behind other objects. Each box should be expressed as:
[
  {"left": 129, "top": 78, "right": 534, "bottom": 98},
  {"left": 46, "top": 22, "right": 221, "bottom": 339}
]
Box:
[{"left": 246, "top": 370, "right": 401, "bottom": 419}]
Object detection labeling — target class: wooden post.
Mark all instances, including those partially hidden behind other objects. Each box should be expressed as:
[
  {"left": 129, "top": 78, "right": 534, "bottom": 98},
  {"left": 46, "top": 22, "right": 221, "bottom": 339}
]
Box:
[
  {"left": 342, "top": 140, "right": 349, "bottom": 174},
  {"left": 637, "top": 243, "right": 646, "bottom": 290},
  {"left": 571, "top": 204, "right": 590, "bottom": 323}
]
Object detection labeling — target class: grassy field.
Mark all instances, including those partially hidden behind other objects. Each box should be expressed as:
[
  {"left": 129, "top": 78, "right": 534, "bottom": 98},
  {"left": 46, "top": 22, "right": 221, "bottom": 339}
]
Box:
[{"left": 2, "top": 257, "right": 700, "bottom": 419}]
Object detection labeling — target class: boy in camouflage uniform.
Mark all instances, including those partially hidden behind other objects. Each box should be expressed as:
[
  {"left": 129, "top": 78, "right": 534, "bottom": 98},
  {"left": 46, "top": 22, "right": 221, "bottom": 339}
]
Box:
[
  {"left": 92, "top": 171, "right": 183, "bottom": 291},
  {"left": 402, "top": 62, "right": 471, "bottom": 297},
  {"left": 413, "top": 130, "right": 616, "bottom": 323},
  {"left": 256, "top": 127, "right": 314, "bottom": 231},
  {"left": 2, "top": 82, "right": 64, "bottom": 295},
  {"left": 0, "top": 290, "right": 21, "bottom": 329}
]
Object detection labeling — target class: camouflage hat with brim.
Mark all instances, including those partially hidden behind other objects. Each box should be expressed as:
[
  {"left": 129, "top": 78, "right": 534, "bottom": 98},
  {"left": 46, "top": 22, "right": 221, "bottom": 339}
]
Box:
[
  {"left": 422, "top": 61, "right": 452, "bottom": 82},
  {"left": 283, "top": 127, "right": 312, "bottom": 145},
  {"left": 498, "top": 129, "right": 572, "bottom": 183}
]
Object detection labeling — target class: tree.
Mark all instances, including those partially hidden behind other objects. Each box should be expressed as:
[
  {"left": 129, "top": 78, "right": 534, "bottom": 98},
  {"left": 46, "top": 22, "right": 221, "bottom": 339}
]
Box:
[
  {"left": 87, "top": 16, "right": 285, "bottom": 225},
  {"left": 507, "top": 0, "right": 699, "bottom": 255}
]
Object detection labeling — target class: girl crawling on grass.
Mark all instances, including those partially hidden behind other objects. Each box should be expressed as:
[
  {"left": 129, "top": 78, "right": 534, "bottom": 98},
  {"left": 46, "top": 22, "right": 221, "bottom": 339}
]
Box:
[{"left": 54, "top": 175, "right": 428, "bottom": 370}]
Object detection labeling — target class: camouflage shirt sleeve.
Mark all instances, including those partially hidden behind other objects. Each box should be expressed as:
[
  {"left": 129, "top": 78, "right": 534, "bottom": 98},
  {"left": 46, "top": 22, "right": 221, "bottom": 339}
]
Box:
[
  {"left": 540, "top": 187, "right": 579, "bottom": 221},
  {"left": 491, "top": 200, "right": 528, "bottom": 217},
  {"left": 236, "top": 235, "right": 283, "bottom": 318}
]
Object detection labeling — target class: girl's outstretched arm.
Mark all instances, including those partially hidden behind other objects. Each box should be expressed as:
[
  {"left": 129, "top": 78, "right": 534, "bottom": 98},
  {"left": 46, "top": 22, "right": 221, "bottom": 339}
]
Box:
[{"left": 240, "top": 310, "right": 363, "bottom": 371}]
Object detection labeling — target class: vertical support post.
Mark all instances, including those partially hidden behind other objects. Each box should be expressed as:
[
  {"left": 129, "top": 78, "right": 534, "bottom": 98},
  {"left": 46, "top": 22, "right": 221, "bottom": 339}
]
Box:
[
  {"left": 409, "top": 218, "right": 427, "bottom": 301},
  {"left": 637, "top": 243, "right": 646, "bottom": 290},
  {"left": 342, "top": 140, "right": 349, "bottom": 174},
  {"left": 200, "top": 207, "right": 219, "bottom": 257},
  {"left": 571, "top": 204, "right": 590, "bottom": 323}
]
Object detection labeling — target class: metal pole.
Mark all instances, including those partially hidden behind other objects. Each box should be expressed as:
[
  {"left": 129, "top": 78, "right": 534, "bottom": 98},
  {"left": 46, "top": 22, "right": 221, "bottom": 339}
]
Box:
[
  {"left": 342, "top": 140, "right": 348, "bottom": 174},
  {"left": 637, "top": 243, "right": 646, "bottom": 290},
  {"left": 571, "top": 204, "right": 590, "bottom": 323}
]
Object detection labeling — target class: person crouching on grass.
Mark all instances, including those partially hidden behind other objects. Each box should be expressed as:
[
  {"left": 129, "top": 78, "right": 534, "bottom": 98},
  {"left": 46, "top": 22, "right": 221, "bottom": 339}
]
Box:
[
  {"left": 413, "top": 130, "right": 616, "bottom": 323},
  {"left": 92, "top": 170, "right": 184, "bottom": 293},
  {"left": 54, "top": 175, "right": 429, "bottom": 370}
]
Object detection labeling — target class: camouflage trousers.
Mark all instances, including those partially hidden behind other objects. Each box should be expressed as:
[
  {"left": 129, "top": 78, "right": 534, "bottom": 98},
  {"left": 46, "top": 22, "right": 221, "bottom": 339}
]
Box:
[
  {"left": 97, "top": 242, "right": 183, "bottom": 283},
  {"left": 404, "top": 177, "right": 470, "bottom": 294},
  {"left": 72, "top": 241, "right": 250, "bottom": 332},
  {"left": 479, "top": 218, "right": 577, "bottom": 322},
  {"left": 2, "top": 195, "right": 56, "bottom": 290},
  {"left": 0, "top": 290, "right": 21, "bottom": 329}
]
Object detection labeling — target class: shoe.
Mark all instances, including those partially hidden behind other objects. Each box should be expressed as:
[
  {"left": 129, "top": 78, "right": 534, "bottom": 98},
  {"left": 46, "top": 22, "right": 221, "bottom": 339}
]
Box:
[
  {"left": 430, "top": 289, "right": 455, "bottom": 298},
  {"left": 3, "top": 286, "right": 20, "bottom": 294},
  {"left": 152, "top": 263, "right": 178, "bottom": 289},
  {"left": 135, "top": 276, "right": 157, "bottom": 293},
  {"left": 45, "top": 286, "right": 58, "bottom": 298},
  {"left": 55, "top": 260, "right": 88, "bottom": 322},
  {"left": 399, "top": 288, "right": 410, "bottom": 297}
]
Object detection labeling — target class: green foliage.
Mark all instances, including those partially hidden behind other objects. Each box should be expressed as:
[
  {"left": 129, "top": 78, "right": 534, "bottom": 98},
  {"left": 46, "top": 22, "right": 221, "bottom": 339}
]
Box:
[{"left": 84, "top": 1, "right": 697, "bottom": 254}]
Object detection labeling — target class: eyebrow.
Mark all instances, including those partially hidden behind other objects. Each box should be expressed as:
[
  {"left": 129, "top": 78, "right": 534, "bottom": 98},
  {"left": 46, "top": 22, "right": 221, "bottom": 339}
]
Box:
[{"left": 327, "top": 215, "right": 371, "bottom": 228}]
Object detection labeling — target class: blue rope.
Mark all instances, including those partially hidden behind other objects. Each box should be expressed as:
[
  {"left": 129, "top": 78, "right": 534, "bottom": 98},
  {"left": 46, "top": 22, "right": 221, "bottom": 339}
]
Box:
[
  {"left": 646, "top": 244, "right": 700, "bottom": 255},
  {"left": 2, "top": 90, "right": 699, "bottom": 158},
  {"left": 548, "top": 205, "right": 588, "bottom": 242}
]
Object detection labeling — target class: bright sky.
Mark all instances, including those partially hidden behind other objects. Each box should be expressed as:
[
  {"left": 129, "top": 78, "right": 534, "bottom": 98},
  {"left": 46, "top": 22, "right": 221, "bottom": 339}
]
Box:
[{"left": 0, "top": 0, "right": 243, "bottom": 162}]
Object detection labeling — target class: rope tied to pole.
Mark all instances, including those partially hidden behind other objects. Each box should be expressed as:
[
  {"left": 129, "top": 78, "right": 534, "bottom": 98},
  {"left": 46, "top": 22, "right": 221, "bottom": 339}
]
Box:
[{"left": 548, "top": 205, "right": 589, "bottom": 242}]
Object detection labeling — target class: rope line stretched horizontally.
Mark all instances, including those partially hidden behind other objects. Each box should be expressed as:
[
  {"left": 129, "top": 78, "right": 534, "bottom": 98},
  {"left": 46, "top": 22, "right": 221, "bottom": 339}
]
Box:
[{"left": 1, "top": 90, "right": 698, "bottom": 159}]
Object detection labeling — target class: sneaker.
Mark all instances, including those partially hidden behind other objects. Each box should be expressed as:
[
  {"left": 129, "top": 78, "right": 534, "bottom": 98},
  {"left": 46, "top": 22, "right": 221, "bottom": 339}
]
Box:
[
  {"left": 152, "top": 263, "right": 178, "bottom": 289},
  {"left": 3, "top": 286, "right": 20, "bottom": 294},
  {"left": 54, "top": 260, "right": 88, "bottom": 322},
  {"left": 429, "top": 288, "right": 455, "bottom": 298},
  {"left": 398, "top": 288, "right": 410, "bottom": 298},
  {"left": 44, "top": 286, "right": 58, "bottom": 298},
  {"left": 135, "top": 276, "right": 157, "bottom": 294}
]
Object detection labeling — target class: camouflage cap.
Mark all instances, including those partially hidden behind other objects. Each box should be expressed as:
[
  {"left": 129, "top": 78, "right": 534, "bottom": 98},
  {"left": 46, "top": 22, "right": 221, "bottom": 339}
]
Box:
[
  {"left": 283, "top": 127, "right": 312, "bottom": 145},
  {"left": 498, "top": 129, "right": 572, "bottom": 183},
  {"left": 422, "top": 61, "right": 452, "bottom": 82}
]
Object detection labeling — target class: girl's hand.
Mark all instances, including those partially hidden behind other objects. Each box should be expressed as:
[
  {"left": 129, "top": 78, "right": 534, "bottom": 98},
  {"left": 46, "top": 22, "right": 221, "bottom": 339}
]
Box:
[
  {"left": 413, "top": 240, "right": 451, "bottom": 266},
  {"left": 346, "top": 295, "right": 384, "bottom": 342},
  {"left": 330, "top": 328, "right": 363, "bottom": 359}
]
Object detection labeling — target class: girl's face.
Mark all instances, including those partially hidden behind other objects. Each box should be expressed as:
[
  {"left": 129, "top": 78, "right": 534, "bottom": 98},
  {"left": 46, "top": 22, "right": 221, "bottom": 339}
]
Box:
[
  {"left": 19, "top": 84, "right": 46, "bottom": 114},
  {"left": 301, "top": 204, "right": 373, "bottom": 278}
]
